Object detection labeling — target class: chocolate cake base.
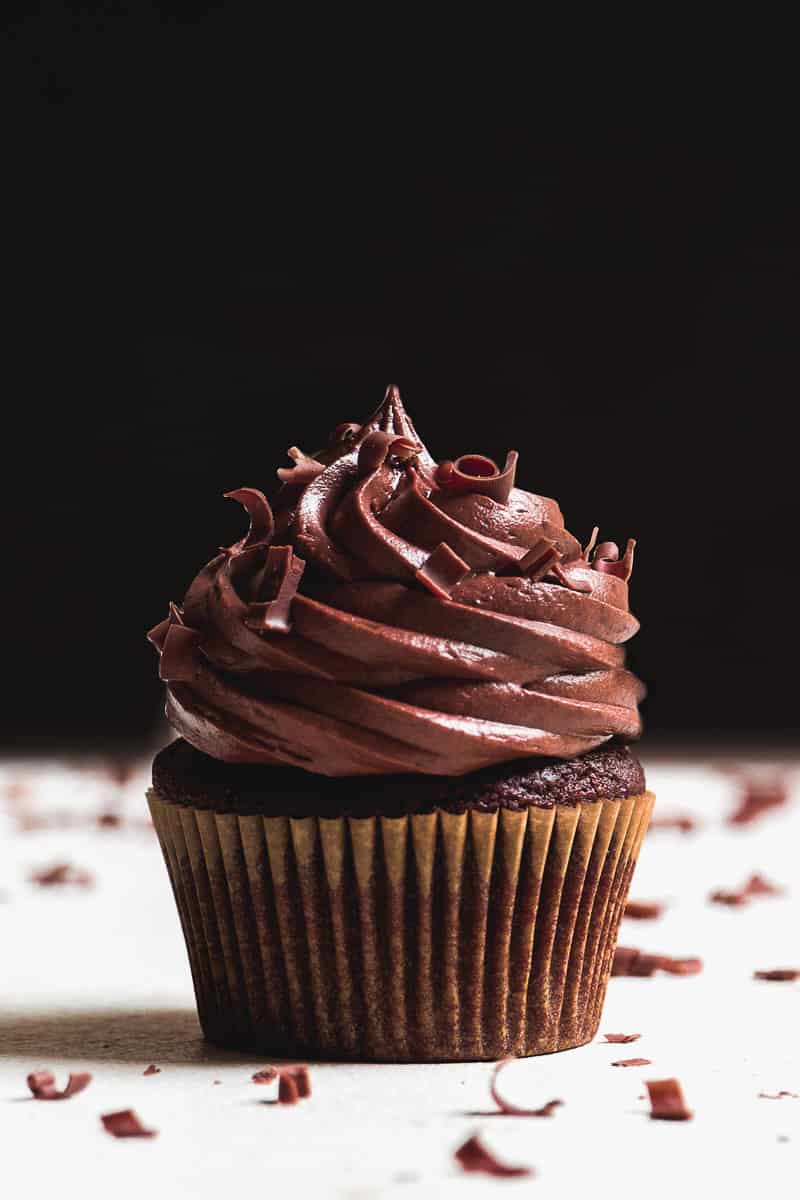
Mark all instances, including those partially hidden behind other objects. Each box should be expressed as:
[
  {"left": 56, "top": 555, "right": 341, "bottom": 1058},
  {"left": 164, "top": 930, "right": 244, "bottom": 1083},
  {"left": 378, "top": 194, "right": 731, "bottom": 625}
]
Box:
[{"left": 148, "top": 742, "right": 653, "bottom": 1061}]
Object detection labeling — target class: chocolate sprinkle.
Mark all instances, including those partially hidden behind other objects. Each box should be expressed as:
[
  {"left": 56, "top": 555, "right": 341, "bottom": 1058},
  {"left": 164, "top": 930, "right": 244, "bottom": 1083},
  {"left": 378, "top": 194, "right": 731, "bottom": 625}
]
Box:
[
  {"left": 489, "top": 1058, "right": 563, "bottom": 1117},
  {"left": 27, "top": 1070, "right": 92, "bottom": 1100},
  {"left": 645, "top": 1078, "right": 693, "bottom": 1121},
  {"left": 454, "top": 1134, "right": 533, "bottom": 1178},
  {"left": 101, "top": 1109, "right": 157, "bottom": 1138},
  {"left": 415, "top": 542, "right": 471, "bottom": 599}
]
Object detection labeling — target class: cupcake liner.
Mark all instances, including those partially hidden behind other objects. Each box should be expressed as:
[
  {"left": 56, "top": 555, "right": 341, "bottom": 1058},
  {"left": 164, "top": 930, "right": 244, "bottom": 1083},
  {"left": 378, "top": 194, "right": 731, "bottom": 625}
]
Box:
[{"left": 148, "top": 788, "right": 654, "bottom": 1061}]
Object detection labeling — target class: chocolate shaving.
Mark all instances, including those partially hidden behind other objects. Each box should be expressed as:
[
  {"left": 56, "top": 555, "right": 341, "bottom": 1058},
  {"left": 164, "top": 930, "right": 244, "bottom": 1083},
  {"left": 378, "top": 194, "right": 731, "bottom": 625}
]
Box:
[
  {"left": 603, "top": 1033, "right": 641, "bottom": 1044},
  {"left": 357, "top": 431, "right": 420, "bottom": 474},
  {"left": 454, "top": 1134, "right": 533, "bottom": 1178},
  {"left": 277, "top": 1064, "right": 311, "bottom": 1104},
  {"left": 328, "top": 422, "right": 361, "bottom": 446},
  {"left": 252, "top": 1067, "right": 278, "bottom": 1084},
  {"left": 29, "top": 862, "right": 93, "bottom": 888},
  {"left": 645, "top": 1078, "right": 693, "bottom": 1121},
  {"left": 158, "top": 620, "right": 202, "bottom": 683},
  {"left": 101, "top": 1109, "right": 157, "bottom": 1138},
  {"left": 276, "top": 445, "right": 325, "bottom": 486},
  {"left": 224, "top": 487, "right": 275, "bottom": 550},
  {"left": 489, "top": 1058, "right": 563, "bottom": 1117},
  {"left": 754, "top": 969, "right": 800, "bottom": 982},
  {"left": 624, "top": 901, "right": 665, "bottom": 920},
  {"left": 518, "top": 537, "right": 560, "bottom": 581},
  {"left": 435, "top": 450, "right": 518, "bottom": 504},
  {"left": 649, "top": 814, "right": 698, "bottom": 834},
  {"left": 612, "top": 947, "right": 702, "bottom": 977},
  {"left": 143, "top": 1065, "right": 160, "bottom": 1076},
  {"left": 727, "top": 775, "right": 789, "bottom": 826},
  {"left": 27, "top": 1070, "right": 92, "bottom": 1100},
  {"left": 593, "top": 537, "right": 636, "bottom": 582},
  {"left": 759, "top": 1091, "right": 798, "bottom": 1099},
  {"left": 415, "top": 542, "right": 471, "bottom": 599},
  {"left": 244, "top": 546, "right": 306, "bottom": 635},
  {"left": 710, "top": 873, "right": 785, "bottom": 907},
  {"left": 582, "top": 526, "right": 599, "bottom": 560},
  {"left": 97, "top": 812, "right": 122, "bottom": 828},
  {"left": 612, "top": 1058, "right": 652, "bottom": 1068}
]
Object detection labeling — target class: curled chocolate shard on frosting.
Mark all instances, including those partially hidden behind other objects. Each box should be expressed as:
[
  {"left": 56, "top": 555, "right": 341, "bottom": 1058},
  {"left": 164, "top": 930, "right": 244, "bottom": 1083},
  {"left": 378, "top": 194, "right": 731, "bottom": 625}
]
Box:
[{"left": 149, "top": 386, "right": 644, "bottom": 776}]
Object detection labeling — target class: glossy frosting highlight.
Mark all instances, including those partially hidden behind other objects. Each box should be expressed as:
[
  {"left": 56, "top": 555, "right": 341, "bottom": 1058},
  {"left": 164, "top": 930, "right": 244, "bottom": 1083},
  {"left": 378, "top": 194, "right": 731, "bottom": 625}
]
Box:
[{"left": 149, "top": 387, "right": 644, "bottom": 776}]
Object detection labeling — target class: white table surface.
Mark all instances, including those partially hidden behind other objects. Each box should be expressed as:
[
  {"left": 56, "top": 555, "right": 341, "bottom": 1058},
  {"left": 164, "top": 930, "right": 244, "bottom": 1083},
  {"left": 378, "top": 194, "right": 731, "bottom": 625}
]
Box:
[{"left": 1, "top": 749, "right": 798, "bottom": 1198}]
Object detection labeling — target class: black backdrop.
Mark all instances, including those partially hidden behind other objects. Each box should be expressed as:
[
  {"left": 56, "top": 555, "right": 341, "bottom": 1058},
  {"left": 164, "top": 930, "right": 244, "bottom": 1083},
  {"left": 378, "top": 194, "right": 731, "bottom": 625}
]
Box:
[{"left": 7, "top": 15, "right": 799, "bottom": 749}]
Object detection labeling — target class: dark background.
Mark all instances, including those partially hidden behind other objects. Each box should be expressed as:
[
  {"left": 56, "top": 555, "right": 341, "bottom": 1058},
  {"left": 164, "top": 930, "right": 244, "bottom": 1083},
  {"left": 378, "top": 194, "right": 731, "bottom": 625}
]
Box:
[{"left": 6, "top": 13, "right": 799, "bottom": 749}]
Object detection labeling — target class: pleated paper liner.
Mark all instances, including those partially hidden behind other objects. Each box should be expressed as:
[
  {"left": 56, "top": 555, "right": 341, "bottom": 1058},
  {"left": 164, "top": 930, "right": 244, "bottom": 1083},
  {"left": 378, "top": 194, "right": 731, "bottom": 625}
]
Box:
[{"left": 148, "top": 788, "right": 654, "bottom": 1061}]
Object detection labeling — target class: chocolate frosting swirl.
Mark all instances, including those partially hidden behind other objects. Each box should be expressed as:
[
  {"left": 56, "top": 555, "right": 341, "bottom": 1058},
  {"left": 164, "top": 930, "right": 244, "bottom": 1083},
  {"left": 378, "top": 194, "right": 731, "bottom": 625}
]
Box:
[{"left": 149, "top": 387, "right": 644, "bottom": 776}]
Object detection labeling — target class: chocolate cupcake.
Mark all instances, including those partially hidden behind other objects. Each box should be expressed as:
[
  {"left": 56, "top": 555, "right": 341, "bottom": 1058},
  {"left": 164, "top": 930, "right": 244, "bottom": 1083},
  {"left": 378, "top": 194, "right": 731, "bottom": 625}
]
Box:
[{"left": 147, "top": 386, "right": 653, "bottom": 1061}]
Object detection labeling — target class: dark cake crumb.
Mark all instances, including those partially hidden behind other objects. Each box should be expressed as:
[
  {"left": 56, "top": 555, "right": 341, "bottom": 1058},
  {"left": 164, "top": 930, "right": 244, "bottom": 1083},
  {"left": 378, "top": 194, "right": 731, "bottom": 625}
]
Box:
[{"left": 152, "top": 738, "right": 646, "bottom": 819}]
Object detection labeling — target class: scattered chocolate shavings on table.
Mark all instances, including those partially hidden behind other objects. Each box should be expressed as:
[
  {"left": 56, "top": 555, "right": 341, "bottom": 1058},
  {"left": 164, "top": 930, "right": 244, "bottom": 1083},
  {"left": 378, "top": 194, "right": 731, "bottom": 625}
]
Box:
[
  {"left": 613, "top": 947, "right": 703, "bottom": 977},
  {"left": 624, "top": 900, "right": 665, "bottom": 919},
  {"left": 603, "top": 1033, "right": 641, "bottom": 1044},
  {"left": 101, "top": 1110, "right": 157, "bottom": 1138},
  {"left": 649, "top": 814, "right": 698, "bottom": 834},
  {"left": 759, "top": 1091, "right": 798, "bottom": 1099},
  {"left": 710, "top": 873, "right": 785, "bottom": 906},
  {"left": 27, "top": 1070, "right": 92, "bottom": 1100},
  {"left": 726, "top": 774, "right": 789, "bottom": 825},
  {"left": 489, "top": 1058, "right": 563, "bottom": 1116},
  {"left": 252, "top": 1068, "right": 279, "bottom": 1084},
  {"left": 754, "top": 969, "right": 800, "bottom": 982},
  {"left": 143, "top": 1065, "right": 160, "bottom": 1076},
  {"left": 612, "top": 1058, "right": 652, "bottom": 1068},
  {"left": 645, "top": 1078, "right": 693, "bottom": 1121},
  {"left": 454, "top": 1135, "right": 533, "bottom": 1178},
  {"left": 97, "top": 811, "right": 122, "bottom": 828},
  {"left": 29, "top": 862, "right": 93, "bottom": 888},
  {"left": 252, "top": 1064, "right": 311, "bottom": 1102}
]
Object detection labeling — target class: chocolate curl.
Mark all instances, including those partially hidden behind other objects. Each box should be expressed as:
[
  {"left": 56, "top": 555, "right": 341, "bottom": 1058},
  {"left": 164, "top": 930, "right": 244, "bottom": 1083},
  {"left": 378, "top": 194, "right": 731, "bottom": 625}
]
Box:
[
  {"left": 27, "top": 1070, "right": 92, "bottom": 1100},
  {"left": 276, "top": 446, "right": 325, "bottom": 486},
  {"left": 645, "top": 1078, "right": 693, "bottom": 1121},
  {"left": 244, "top": 546, "right": 306, "bottom": 635},
  {"left": 489, "top": 1058, "right": 563, "bottom": 1117},
  {"left": 434, "top": 450, "right": 518, "bottom": 504},
  {"left": 224, "top": 487, "right": 275, "bottom": 551},
  {"left": 613, "top": 947, "right": 703, "bottom": 977},
  {"left": 454, "top": 1135, "right": 533, "bottom": 1178},
  {"left": 593, "top": 537, "right": 636, "bottom": 582},
  {"left": 146, "top": 613, "right": 171, "bottom": 652},
  {"left": 357, "top": 431, "right": 421, "bottom": 477},
  {"left": 518, "top": 537, "right": 560, "bottom": 581},
  {"left": 727, "top": 775, "right": 789, "bottom": 825},
  {"left": 582, "top": 525, "right": 599, "bottom": 560},
  {"left": 328, "top": 422, "right": 361, "bottom": 446},
  {"left": 415, "top": 542, "right": 471, "bottom": 599}
]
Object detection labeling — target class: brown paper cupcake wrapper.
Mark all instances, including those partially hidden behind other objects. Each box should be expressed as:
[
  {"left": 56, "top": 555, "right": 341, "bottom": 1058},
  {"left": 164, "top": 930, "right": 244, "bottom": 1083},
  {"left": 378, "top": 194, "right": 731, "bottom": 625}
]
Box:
[{"left": 148, "top": 789, "right": 654, "bottom": 1061}]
